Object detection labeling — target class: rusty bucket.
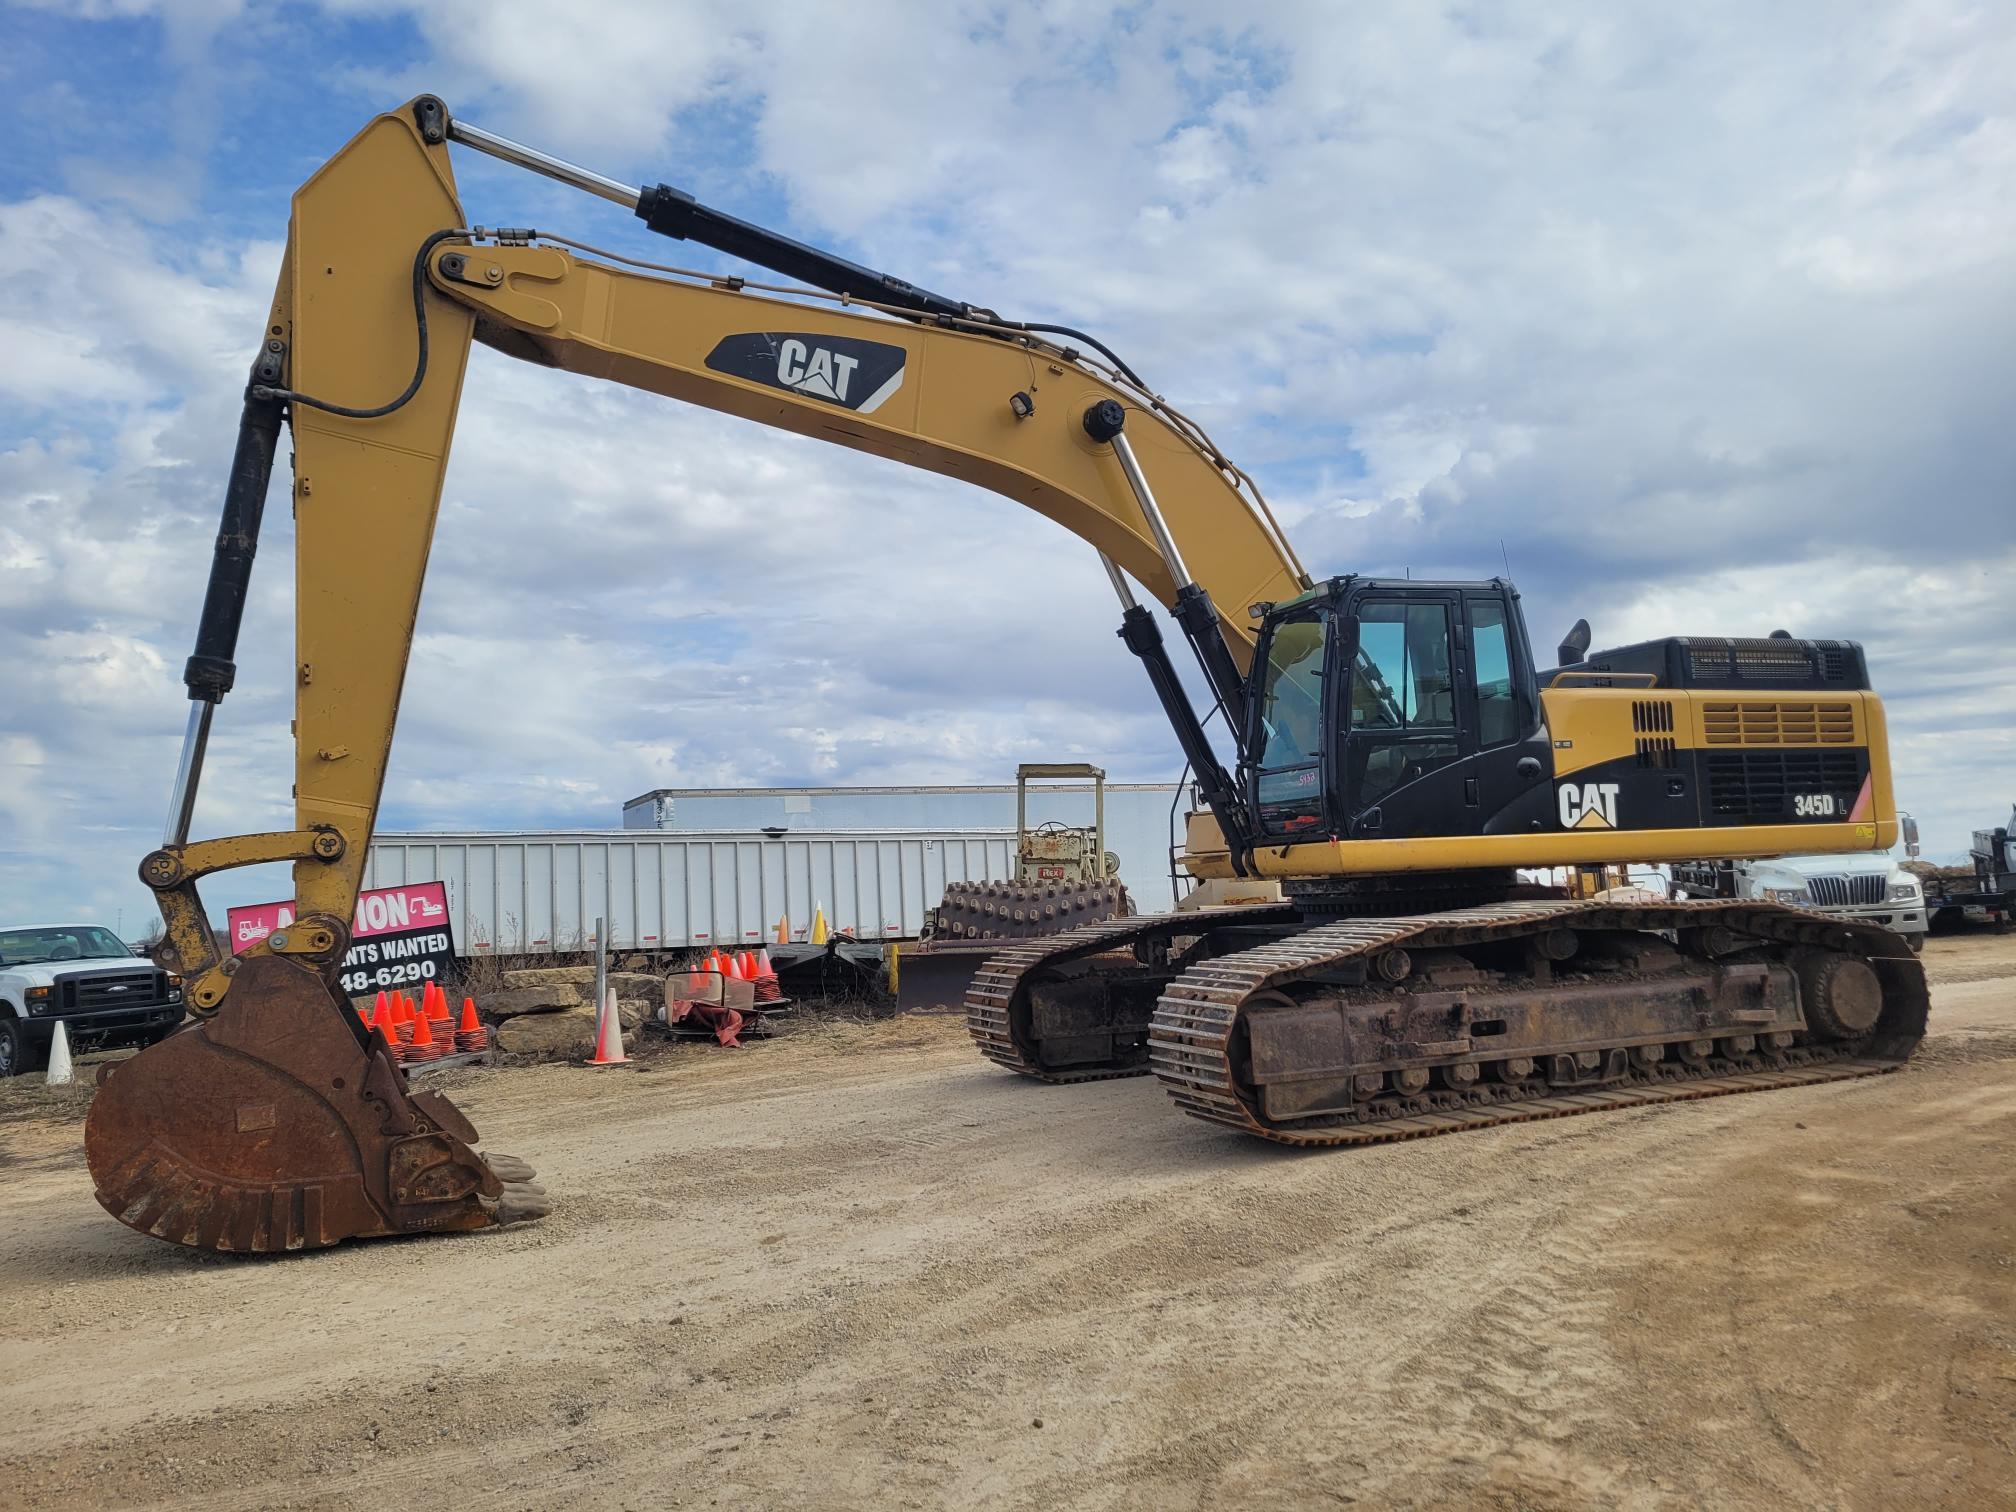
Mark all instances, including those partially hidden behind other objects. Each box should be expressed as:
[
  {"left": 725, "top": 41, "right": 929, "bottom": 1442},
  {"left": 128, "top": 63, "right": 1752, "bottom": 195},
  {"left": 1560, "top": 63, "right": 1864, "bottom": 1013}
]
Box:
[{"left": 85, "top": 952, "right": 544, "bottom": 1253}]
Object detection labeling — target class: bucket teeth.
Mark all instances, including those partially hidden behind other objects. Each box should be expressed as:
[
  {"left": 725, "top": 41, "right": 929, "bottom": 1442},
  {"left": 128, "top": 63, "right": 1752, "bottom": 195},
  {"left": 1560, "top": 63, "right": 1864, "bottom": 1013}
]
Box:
[{"left": 483, "top": 1152, "right": 537, "bottom": 1183}]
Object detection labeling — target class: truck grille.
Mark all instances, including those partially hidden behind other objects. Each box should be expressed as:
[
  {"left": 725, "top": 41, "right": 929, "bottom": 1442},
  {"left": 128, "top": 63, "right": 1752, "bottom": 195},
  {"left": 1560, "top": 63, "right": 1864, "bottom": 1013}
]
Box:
[
  {"left": 1806, "top": 874, "right": 1886, "bottom": 907},
  {"left": 60, "top": 969, "right": 165, "bottom": 1011}
]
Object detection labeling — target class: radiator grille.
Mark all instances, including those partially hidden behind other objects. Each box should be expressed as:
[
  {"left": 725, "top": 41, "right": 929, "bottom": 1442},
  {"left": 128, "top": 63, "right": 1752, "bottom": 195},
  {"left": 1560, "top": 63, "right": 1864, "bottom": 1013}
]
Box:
[
  {"left": 1685, "top": 639, "right": 1855, "bottom": 684},
  {"left": 1806, "top": 874, "right": 1886, "bottom": 907},
  {"left": 59, "top": 969, "right": 166, "bottom": 1011},
  {"left": 1705, "top": 751, "right": 1863, "bottom": 820},
  {"left": 1632, "top": 699, "right": 1677, "bottom": 767},
  {"left": 1701, "top": 701, "right": 1856, "bottom": 747}
]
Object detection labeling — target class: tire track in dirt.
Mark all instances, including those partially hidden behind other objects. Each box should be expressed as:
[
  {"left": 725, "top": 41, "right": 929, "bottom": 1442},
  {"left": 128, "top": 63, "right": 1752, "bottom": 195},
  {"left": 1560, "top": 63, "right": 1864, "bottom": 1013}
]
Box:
[{"left": 3, "top": 967, "right": 2014, "bottom": 1510}]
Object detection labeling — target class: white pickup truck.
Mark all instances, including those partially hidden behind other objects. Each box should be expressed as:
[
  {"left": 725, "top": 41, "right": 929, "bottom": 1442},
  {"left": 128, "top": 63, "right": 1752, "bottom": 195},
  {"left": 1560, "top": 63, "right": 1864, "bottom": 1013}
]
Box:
[
  {"left": 0, "top": 924, "right": 186, "bottom": 1077},
  {"left": 1672, "top": 854, "right": 1927, "bottom": 951}
]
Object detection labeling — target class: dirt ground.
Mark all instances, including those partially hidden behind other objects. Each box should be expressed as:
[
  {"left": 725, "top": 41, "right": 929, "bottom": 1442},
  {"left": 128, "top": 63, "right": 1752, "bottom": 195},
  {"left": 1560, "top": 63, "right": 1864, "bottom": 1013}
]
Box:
[{"left": 1, "top": 932, "right": 2012, "bottom": 1511}]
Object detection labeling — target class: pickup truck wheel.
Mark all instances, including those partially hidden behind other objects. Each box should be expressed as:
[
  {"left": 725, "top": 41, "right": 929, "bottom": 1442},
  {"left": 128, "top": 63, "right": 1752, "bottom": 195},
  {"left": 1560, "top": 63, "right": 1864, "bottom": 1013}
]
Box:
[{"left": 0, "top": 1020, "right": 45, "bottom": 1078}]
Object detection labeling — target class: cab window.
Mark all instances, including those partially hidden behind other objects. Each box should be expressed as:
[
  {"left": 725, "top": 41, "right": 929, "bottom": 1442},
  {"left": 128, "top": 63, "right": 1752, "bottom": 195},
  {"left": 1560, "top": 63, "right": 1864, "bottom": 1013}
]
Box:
[
  {"left": 1254, "top": 615, "right": 1326, "bottom": 771},
  {"left": 1347, "top": 601, "right": 1459, "bottom": 812},
  {"left": 1468, "top": 598, "right": 1519, "bottom": 746},
  {"left": 1352, "top": 603, "right": 1455, "bottom": 730},
  {"left": 1252, "top": 612, "right": 1327, "bottom": 829}
]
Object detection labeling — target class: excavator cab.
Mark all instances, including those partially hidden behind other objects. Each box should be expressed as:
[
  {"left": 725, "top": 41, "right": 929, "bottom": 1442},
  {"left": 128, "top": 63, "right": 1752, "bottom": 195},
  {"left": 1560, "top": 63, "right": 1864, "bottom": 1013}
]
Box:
[{"left": 1243, "top": 578, "right": 1554, "bottom": 844}]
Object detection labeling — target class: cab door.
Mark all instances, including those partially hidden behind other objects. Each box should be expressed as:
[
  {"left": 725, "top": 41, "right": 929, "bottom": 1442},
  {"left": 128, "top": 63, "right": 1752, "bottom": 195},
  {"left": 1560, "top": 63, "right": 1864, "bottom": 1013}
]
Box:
[
  {"left": 1459, "top": 590, "right": 1554, "bottom": 833},
  {"left": 1338, "top": 592, "right": 1468, "bottom": 836},
  {"left": 1338, "top": 585, "right": 1551, "bottom": 839}
]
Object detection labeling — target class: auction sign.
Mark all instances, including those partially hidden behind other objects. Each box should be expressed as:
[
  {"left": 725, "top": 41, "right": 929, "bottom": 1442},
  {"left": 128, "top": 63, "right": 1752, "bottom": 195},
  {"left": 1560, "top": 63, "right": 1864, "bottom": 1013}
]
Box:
[{"left": 227, "top": 881, "right": 457, "bottom": 998}]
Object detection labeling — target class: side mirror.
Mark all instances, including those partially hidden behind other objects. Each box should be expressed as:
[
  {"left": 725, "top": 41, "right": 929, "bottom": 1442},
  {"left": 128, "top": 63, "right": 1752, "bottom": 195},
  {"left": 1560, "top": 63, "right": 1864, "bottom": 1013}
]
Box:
[{"left": 1899, "top": 812, "right": 1920, "bottom": 859}]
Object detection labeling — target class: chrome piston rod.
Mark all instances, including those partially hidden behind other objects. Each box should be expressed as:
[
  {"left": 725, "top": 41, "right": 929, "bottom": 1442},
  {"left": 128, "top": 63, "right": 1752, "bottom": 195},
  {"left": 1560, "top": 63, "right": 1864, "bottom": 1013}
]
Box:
[
  {"left": 164, "top": 701, "right": 215, "bottom": 847},
  {"left": 1108, "top": 432, "right": 1194, "bottom": 591},
  {"left": 1098, "top": 552, "right": 1139, "bottom": 611},
  {"left": 446, "top": 118, "right": 641, "bottom": 209}
]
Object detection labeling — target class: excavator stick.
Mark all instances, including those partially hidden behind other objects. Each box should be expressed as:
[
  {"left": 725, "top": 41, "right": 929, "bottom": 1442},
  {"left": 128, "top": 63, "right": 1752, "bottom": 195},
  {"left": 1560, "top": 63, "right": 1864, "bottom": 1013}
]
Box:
[
  {"left": 85, "top": 952, "right": 544, "bottom": 1252},
  {"left": 89, "top": 103, "right": 552, "bottom": 1253}
]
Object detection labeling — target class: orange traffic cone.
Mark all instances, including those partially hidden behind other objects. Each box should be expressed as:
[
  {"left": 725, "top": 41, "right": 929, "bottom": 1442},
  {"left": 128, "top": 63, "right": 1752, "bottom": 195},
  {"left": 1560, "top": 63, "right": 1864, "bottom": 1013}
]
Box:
[
  {"left": 724, "top": 952, "right": 745, "bottom": 981},
  {"left": 394, "top": 994, "right": 415, "bottom": 1044},
  {"left": 774, "top": 915, "right": 789, "bottom": 945},
  {"left": 753, "top": 947, "right": 783, "bottom": 1004},
  {"left": 426, "top": 984, "right": 451, "bottom": 1029},
  {"left": 455, "top": 995, "right": 489, "bottom": 1053},
  {"left": 372, "top": 988, "right": 389, "bottom": 1023},
  {"left": 586, "top": 986, "right": 629, "bottom": 1066}
]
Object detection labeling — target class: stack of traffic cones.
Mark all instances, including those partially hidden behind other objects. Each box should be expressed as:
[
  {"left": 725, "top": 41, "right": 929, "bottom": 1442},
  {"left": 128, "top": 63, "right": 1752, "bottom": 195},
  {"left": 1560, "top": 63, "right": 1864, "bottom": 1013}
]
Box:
[
  {"left": 455, "top": 995, "right": 489, "bottom": 1052},
  {"left": 373, "top": 994, "right": 406, "bottom": 1063},
  {"left": 394, "top": 993, "right": 416, "bottom": 1047},
  {"left": 407, "top": 999, "right": 445, "bottom": 1063},
  {"left": 424, "top": 983, "right": 454, "bottom": 1046},
  {"left": 752, "top": 947, "right": 783, "bottom": 1004}
]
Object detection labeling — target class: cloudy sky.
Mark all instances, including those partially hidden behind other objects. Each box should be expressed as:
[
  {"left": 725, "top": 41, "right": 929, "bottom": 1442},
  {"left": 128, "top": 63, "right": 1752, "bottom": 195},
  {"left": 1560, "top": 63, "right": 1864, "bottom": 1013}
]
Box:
[{"left": 2, "top": 0, "right": 2011, "bottom": 930}]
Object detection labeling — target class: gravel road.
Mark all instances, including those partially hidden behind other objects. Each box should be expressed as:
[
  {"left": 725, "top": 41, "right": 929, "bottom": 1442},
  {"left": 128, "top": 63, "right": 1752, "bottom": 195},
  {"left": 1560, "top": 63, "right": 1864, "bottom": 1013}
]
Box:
[{"left": 1, "top": 933, "right": 2011, "bottom": 1510}]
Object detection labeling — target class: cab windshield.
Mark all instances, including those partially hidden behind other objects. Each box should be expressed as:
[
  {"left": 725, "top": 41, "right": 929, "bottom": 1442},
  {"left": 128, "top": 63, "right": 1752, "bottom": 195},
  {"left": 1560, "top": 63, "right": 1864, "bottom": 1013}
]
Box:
[
  {"left": 1251, "top": 612, "right": 1328, "bottom": 830},
  {"left": 0, "top": 926, "right": 132, "bottom": 966}
]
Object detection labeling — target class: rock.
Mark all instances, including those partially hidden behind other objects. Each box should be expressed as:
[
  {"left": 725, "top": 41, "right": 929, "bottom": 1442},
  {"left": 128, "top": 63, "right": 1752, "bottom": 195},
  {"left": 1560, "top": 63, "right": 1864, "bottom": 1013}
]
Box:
[
  {"left": 478, "top": 985, "right": 586, "bottom": 1018},
  {"left": 605, "top": 972, "right": 664, "bottom": 1002},
  {"left": 494, "top": 1012, "right": 597, "bottom": 1058},
  {"left": 503, "top": 965, "right": 596, "bottom": 989},
  {"left": 617, "top": 998, "right": 650, "bottom": 1032}
]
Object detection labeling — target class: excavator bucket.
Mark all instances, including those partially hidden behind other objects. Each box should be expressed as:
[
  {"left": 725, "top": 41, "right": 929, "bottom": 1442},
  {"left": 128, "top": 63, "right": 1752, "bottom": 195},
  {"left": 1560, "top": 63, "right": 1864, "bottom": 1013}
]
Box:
[{"left": 84, "top": 952, "right": 545, "bottom": 1253}]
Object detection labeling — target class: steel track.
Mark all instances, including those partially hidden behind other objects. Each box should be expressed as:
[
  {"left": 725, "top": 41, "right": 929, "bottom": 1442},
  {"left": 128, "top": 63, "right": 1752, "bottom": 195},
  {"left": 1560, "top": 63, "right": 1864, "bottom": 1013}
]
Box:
[
  {"left": 1148, "top": 898, "right": 1928, "bottom": 1146},
  {"left": 963, "top": 903, "right": 1300, "bottom": 1081}
]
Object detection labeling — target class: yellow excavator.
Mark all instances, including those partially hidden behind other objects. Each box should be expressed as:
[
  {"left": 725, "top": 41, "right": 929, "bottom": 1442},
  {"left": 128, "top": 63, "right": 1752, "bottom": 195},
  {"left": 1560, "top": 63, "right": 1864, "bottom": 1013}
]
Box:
[{"left": 89, "top": 98, "right": 1926, "bottom": 1252}]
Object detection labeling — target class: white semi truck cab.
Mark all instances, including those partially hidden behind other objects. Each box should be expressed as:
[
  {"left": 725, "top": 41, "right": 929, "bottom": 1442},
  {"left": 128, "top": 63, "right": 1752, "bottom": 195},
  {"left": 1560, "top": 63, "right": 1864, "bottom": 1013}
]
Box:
[{"left": 1672, "top": 854, "right": 1926, "bottom": 950}]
